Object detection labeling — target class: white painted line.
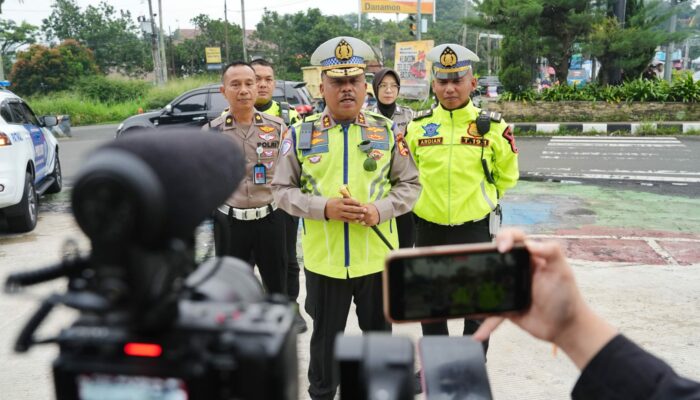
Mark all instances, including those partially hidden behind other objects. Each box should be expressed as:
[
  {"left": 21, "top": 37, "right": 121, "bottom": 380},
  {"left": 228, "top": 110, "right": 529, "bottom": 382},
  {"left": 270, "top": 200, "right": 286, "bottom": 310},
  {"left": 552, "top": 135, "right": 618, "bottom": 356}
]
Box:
[
  {"left": 646, "top": 239, "right": 678, "bottom": 265},
  {"left": 547, "top": 143, "right": 685, "bottom": 148},
  {"left": 586, "top": 169, "right": 700, "bottom": 176},
  {"left": 581, "top": 123, "right": 607, "bottom": 132},
  {"left": 683, "top": 123, "right": 700, "bottom": 132},
  {"left": 527, "top": 172, "right": 700, "bottom": 183},
  {"left": 549, "top": 139, "right": 680, "bottom": 144},
  {"left": 550, "top": 136, "right": 678, "bottom": 140},
  {"left": 529, "top": 234, "right": 700, "bottom": 243},
  {"left": 536, "top": 124, "right": 560, "bottom": 133},
  {"left": 541, "top": 151, "right": 660, "bottom": 156}
]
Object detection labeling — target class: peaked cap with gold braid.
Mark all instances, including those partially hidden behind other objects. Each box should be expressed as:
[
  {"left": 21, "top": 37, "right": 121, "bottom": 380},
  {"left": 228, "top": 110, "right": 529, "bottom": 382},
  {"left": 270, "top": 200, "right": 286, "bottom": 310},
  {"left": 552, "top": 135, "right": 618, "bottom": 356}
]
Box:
[
  {"left": 426, "top": 43, "right": 480, "bottom": 79},
  {"left": 310, "top": 36, "right": 375, "bottom": 78}
]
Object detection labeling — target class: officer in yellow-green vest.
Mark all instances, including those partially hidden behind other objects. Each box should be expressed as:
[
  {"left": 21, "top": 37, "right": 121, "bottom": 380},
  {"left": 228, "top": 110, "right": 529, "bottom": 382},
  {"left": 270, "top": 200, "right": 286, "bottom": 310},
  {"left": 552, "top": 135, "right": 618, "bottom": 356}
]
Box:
[
  {"left": 406, "top": 43, "right": 519, "bottom": 366},
  {"left": 272, "top": 36, "right": 420, "bottom": 400},
  {"left": 249, "top": 58, "right": 307, "bottom": 334}
]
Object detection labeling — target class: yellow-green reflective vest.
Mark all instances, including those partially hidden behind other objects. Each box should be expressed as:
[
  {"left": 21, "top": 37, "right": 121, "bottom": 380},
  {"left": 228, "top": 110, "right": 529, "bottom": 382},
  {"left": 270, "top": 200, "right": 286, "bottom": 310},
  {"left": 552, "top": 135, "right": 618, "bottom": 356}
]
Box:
[
  {"left": 292, "top": 111, "right": 398, "bottom": 279},
  {"left": 406, "top": 102, "right": 519, "bottom": 226}
]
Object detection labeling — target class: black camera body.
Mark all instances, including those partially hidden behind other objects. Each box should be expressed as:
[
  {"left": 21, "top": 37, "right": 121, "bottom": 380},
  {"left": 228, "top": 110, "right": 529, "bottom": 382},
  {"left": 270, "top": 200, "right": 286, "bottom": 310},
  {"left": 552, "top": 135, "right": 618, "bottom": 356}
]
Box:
[
  {"left": 5, "top": 131, "right": 298, "bottom": 400},
  {"left": 52, "top": 299, "right": 297, "bottom": 400}
]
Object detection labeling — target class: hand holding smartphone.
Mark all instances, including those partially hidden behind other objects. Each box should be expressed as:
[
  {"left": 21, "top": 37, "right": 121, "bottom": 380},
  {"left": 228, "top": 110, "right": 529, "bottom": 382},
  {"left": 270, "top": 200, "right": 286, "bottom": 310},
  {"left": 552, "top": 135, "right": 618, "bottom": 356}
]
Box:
[{"left": 383, "top": 242, "right": 531, "bottom": 324}]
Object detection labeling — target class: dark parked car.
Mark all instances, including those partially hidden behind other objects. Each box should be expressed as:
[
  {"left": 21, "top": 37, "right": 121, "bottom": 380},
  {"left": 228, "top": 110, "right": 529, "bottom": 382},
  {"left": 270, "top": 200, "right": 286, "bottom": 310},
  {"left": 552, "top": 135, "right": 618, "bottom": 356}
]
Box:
[{"left": 116, "top": 81, "right": 316, "bottom": 138}]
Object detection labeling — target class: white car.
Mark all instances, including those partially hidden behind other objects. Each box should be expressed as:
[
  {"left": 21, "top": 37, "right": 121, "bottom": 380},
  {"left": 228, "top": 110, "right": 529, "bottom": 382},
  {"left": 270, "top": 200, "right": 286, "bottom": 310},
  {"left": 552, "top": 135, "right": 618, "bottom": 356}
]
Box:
[{"left": 0, "top": 84, "right": 62, "bottom": 232}]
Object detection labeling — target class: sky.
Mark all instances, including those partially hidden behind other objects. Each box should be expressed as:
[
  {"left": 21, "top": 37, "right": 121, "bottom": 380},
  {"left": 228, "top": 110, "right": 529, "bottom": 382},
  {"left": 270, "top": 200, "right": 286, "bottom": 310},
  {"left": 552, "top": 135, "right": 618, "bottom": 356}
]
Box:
[{"left": 2, "top": 0, "right": 401, "bottom": 32}]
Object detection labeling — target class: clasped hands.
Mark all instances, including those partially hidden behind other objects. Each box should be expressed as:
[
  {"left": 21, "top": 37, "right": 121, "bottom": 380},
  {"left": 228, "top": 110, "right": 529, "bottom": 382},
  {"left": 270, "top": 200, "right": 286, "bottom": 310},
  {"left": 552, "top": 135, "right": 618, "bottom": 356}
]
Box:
[{"left": 324, "top": 197, "right": 380, "bottom": 226}]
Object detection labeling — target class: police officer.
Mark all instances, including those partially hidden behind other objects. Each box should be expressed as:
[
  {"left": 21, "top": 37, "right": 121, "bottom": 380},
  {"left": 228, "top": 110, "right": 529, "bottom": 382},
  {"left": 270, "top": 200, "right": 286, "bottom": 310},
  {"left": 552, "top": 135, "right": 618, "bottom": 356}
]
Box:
[
  {"left": 272, "top": 37, "right": 420, "bottom": 400},
  {"left": 406, "top": 44, "right": 519, "bottom": 354},
  {"left": 250, "top": 58, "right": 307, "bottom": 333},
  {"left": 205, "top": 61, "right": 287, "bottom": 297},
  {"left": 367, "top": 67, "right": 415, "bottom": 249}
]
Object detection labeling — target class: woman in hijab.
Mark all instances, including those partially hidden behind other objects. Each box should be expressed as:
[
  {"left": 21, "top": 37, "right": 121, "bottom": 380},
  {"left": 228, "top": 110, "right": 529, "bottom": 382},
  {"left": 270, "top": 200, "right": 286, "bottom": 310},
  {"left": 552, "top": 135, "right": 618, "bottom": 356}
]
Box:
[{"left": 368, "top": 68, "right": 415, "bottom": 249}]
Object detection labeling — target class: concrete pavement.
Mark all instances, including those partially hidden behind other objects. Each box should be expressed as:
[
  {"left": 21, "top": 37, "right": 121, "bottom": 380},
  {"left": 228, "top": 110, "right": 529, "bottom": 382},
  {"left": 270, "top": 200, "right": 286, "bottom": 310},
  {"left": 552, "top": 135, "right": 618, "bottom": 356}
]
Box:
[{"left": 1, "top": 181, "right": 699, "bottom": 399}]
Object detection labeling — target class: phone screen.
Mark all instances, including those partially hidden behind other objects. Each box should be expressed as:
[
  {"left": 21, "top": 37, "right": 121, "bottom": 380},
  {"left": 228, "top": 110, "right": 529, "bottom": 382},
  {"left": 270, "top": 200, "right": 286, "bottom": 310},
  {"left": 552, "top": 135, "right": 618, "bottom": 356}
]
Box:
[{"left": 385, "top": 245, "right": 531, "bottom": 322}]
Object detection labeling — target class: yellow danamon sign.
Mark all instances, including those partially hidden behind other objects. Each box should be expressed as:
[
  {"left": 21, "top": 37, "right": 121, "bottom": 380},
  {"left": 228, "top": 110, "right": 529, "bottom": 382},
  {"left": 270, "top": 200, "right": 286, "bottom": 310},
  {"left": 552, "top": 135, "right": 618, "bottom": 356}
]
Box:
[
  {"left": 360, "top": 0, "right": 434, "bottom": 14},
  {"left": 205, "top": 47, "right": 222, "bottom": 64}
]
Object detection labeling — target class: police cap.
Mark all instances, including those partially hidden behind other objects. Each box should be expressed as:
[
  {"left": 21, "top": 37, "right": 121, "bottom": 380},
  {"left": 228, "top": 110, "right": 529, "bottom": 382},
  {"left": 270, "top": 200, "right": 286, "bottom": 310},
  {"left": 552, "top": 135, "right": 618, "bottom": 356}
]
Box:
[
  {"left": 427, "top": 43, "right": 479, "bottom": 80},
  {"left": 310, "top": 36, "right": 374, "bottom": 78}
]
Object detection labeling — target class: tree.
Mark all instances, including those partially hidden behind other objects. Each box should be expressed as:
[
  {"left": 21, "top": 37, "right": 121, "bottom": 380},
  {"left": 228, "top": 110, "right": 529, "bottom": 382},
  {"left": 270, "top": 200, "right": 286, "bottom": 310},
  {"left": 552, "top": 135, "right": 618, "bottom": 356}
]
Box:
[
  {"left": 171, "top": 14, "right": 244, "bottom": 76},
  {"left": 9, "top": 39, "right": 99, "bottom": 95},
  {"left": 587, "top": 0, "right": 688, "bottom": 84},
  {"left": 253, "top": 9, "right": 356, "bottom": 80},
  {"left": 538, "top": 0, "right": 598, "bottom": 84},
  {"left": 42, "top": 0, "right": 151, "bottom": 75},
  {"left": 0, "top": 19, "right": 38, "bottom": 79},
  {"left": 473, "top": 0, "right": 543, "bottom": 93}
]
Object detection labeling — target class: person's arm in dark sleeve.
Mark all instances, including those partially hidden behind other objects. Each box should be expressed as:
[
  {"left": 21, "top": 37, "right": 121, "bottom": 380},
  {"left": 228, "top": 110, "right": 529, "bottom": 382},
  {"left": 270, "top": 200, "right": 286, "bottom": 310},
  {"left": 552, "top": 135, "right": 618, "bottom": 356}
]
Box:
[{"left": 573, "top": 334, "right": 700, "bottom": 400}]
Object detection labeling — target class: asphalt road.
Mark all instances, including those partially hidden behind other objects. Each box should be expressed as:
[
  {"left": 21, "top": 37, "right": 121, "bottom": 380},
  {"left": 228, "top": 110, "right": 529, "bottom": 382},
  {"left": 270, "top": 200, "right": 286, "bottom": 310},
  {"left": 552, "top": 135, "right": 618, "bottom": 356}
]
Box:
[
  {"left": 57, "top": 126, "right": 700, "bottom": 199},
  {"left": 2, "top": 125, "right": 699, "bottom": 399}
]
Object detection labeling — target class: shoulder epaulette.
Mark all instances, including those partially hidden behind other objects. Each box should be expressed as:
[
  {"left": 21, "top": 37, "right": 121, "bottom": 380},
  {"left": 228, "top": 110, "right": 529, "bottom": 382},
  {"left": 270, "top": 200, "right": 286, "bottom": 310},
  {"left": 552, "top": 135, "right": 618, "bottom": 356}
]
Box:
[
  {"left": 412, "top": 108, "right": 433, "bottom": 121},
  {"left": 209, "top": 115, "right": 226, "bottom": 129}
]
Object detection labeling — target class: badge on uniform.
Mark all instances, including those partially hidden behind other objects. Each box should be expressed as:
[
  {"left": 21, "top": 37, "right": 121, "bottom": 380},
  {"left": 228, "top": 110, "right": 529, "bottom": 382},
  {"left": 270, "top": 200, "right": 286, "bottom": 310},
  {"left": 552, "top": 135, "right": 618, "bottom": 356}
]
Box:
[
  {"left": 253, "top": 145, "right": 267, "bottom": 184},
  {"left": 422, "top": 123, "right": 440, "bottom": 137}
]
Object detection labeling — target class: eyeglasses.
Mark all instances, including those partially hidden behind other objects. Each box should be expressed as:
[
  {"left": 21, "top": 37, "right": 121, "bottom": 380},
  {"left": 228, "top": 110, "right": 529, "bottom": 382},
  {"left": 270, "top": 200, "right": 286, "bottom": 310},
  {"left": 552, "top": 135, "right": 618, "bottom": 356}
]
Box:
[
  {"left": 378, "top": 83, "right": 400, "bottom": 91},
  {"left": 358, "top": 140, "right": 377, "bottom": 171}
]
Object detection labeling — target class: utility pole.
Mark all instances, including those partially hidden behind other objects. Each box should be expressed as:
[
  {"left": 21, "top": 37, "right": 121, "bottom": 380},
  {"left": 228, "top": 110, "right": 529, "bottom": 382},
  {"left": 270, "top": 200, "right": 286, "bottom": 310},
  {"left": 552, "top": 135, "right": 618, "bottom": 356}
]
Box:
[
  {"left": 241, "top": 0, "right": 247, "bottom": 61},
  {"left": 358, "top": 0, "right": 361, "bottom": 30},
  {"left": 664, "top": 0, "right": 677, "bottom": 82},
  {"left": 158, "top": 0, "right": 167, "bottom": 82},
  {"left": 224, "top": 0, "right": 230, "bottom": 64},
  {"left": 417, "top": 0, "right": 422, "bottom": 40},
  {"left": 147, "top": 0, "right": 163, "bottom": 85},
  {"left": 0, "top": 53, "right": 5, "bottom": 80}
]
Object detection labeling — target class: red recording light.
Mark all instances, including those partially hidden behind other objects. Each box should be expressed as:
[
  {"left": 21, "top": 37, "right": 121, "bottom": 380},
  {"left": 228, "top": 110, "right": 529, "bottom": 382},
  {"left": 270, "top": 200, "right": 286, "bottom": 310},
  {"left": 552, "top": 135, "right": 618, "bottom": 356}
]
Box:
[{"left": 124, "top": 342, "right": 162, "bottom": 357}]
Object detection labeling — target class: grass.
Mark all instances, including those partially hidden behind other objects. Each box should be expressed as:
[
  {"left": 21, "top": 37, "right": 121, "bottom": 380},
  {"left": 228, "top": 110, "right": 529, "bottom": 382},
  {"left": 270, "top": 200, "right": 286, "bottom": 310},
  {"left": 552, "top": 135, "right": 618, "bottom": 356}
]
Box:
[{"left": 27, "top": 75, "right": 219, "bottom": 126}]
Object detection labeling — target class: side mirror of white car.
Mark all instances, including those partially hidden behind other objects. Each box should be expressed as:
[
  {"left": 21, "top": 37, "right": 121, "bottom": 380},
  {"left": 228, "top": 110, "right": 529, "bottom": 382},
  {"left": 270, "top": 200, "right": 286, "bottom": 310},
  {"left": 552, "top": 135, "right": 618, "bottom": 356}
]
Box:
[{"left": 41, "top": 115, "right": 58, "bottom": 127}]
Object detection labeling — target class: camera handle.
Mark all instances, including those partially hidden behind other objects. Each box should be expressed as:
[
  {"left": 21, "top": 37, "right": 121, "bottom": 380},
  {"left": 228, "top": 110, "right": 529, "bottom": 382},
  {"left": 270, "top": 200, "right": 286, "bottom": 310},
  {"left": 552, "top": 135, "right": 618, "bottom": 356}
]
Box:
[{"left": 4, "top": 257, "right": 88, "bottom": 292}]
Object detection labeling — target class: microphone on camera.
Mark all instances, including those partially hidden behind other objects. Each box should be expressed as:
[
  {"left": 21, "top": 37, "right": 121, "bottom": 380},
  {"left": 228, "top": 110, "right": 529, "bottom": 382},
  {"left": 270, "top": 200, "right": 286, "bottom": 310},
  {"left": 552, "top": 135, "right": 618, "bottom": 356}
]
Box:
[{"left": 72, "top": 129, "right": 245, "bottom": 245}]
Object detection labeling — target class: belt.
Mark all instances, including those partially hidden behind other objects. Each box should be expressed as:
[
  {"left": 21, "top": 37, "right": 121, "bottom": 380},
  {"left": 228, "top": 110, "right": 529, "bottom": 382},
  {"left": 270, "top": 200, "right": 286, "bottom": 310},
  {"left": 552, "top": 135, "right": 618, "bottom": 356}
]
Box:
[
  {"left": 218, "top": 203, "right": 276, "bottom": 221},
  {"left": 416, "top": 214, "right": 488, "bottom": 227}
]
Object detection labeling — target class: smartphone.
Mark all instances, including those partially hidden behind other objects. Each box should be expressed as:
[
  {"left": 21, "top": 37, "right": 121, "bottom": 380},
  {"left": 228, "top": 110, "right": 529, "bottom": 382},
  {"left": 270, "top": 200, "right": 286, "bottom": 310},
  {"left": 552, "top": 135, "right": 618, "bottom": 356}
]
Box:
[{"left": 383, "top": 242, "right": 531, "bottom": 324}]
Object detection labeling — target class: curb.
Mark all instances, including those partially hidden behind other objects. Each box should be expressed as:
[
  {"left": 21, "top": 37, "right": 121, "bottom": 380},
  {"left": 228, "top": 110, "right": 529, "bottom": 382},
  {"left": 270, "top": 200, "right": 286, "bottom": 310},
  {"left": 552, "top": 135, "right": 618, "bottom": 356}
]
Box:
[{"left": 510, "top": 122, "right": 700, "bottom": 134}]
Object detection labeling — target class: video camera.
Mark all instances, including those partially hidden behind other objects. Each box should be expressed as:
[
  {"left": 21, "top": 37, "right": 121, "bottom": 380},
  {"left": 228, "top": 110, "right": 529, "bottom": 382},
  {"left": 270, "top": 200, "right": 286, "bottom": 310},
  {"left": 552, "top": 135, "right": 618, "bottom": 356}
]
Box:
[{"left": 4, "top": 130, "right": 298, "bottom": 400}]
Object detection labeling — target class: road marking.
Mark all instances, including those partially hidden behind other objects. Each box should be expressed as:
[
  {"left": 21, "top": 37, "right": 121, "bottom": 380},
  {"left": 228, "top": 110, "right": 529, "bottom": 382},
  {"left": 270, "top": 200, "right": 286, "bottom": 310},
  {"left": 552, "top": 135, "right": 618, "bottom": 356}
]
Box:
[{"left": 526, "top": 172, "right": 700, "bottom": 183}]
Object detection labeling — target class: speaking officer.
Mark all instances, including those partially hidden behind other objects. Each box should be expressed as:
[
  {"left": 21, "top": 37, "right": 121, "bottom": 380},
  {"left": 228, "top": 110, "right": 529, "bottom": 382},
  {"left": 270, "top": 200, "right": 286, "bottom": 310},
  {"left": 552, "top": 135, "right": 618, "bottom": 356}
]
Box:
[
  {"left": 272, "top": 37, "right": 420, "bottom": 400},
  {"left": 406, "top": 45, "right": 519, "bottom": 351},
  {"left": 205, "top": 61, "right": 287, "bottom": 297},
  {"left": 250, "top": 58, "right": 307, "bottom": 333}
]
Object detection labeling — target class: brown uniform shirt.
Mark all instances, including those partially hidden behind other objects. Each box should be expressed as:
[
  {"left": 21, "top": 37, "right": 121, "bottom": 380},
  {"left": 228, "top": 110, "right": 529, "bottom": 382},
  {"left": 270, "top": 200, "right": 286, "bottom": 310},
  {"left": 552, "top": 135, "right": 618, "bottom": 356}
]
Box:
[
  {"left": 204, "top": 111, "right": 285, "bottom": 209},
  {"left": 368, "top": 104, "right": 414, "bottom": 137}
]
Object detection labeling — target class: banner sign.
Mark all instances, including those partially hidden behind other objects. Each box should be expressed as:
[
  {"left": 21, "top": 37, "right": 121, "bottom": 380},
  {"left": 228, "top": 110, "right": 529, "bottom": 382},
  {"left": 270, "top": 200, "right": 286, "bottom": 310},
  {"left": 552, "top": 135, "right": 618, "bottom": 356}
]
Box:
[
  {"left": 360, "top": 0, "right": 434, "bottom": 14},
  {"left": 394, "top": 40, "right": 434, "bottom": 100},
  {"left": 205, "top": 47, "right": 222, "bottom": 64}
]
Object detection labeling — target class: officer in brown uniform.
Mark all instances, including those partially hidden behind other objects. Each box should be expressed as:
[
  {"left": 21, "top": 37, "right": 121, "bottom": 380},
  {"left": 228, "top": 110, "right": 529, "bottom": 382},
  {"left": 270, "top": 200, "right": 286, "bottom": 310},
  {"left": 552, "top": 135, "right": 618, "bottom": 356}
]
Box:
[{"left": 205, "top": 61, "right": 287, "bottom": 296}]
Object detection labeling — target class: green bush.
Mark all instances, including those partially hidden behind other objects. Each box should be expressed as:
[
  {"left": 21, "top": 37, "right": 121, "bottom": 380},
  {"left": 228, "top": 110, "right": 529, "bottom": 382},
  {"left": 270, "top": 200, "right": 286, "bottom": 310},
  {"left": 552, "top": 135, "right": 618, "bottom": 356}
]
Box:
[
  {"left": 502, "top": 74, "right": 700, "bottom": 103},
  {"left": 76, "top": 76, "right": 149, "bottom": 103},
  {"left": 26, "top": 93, "right": 144, "bottom": 126}
]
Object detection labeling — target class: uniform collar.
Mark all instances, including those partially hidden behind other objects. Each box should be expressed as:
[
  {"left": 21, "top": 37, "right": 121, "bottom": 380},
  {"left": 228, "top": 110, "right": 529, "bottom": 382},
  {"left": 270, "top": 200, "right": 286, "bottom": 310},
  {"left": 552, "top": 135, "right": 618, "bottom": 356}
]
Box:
[
  {"left": 223, "top": 110, "right": 266, "bottom": 126},
  {"left": 436, "top": 100, "right": 479, "bottom": 121},
  {"left": 319, "top": 108, "right": 369, "bottom": 130},
  {"left": 255, "top": 100, "right": 275, "bottom": 112}
]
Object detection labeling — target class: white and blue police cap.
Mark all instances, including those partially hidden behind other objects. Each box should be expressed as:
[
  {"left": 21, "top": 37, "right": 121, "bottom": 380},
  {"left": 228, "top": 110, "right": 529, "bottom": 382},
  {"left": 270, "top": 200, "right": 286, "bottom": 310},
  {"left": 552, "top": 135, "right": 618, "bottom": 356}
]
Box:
[
  {"left": 310, "top": 36, "right": 375, "bottom": 78},
  {"left": 427, "top": 44, "right": 479, "bottom": 80}
]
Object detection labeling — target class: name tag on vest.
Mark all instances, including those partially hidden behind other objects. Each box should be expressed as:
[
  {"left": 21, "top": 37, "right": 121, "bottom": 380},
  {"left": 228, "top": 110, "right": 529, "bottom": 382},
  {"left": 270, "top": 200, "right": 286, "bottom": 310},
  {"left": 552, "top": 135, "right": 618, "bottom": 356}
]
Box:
[
  {"left": 418, "top": 137, "right": 443, "bottom": 146},
  {"left": 460, "top": 137, "right": 490, "bottom": 147}
]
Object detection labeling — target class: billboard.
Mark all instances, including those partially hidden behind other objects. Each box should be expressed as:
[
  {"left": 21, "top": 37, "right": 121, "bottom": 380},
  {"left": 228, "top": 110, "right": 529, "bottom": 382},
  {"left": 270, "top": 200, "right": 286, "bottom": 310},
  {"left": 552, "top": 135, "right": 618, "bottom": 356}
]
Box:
[
  {"left": 394, "top": 40, "right": 434, "bottom": 100},
  {"left": 360, "top": 0, "right": 434, "bottom": 14}
]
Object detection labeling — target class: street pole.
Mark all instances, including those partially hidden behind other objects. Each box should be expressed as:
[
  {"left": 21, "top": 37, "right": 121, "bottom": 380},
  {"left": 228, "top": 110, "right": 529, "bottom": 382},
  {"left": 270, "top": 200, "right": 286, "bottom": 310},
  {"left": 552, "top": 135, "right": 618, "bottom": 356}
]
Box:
[
  {"left": 224, "top": 0, "right": 230, "bottom": 64},
  {"left": 241, "top": 0, "right": 247, "bottom": 61},
  {"left": 158, "top": 0, "right": 167, "bottom": 82},
  {"left": 417, "top": 0, "right": 422, "bottom": 40},
  {"left": 664, "top": 0, "right": 677, "bottom": 82},
  {"left": 0, "top": 53, "right": 4, "bottom": 80},
  {"left": 358, "top": 0, "right": 361, "bottom": 30},
  {"left": 147, "top": 0, "right": 163, "bottom": 85}
]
